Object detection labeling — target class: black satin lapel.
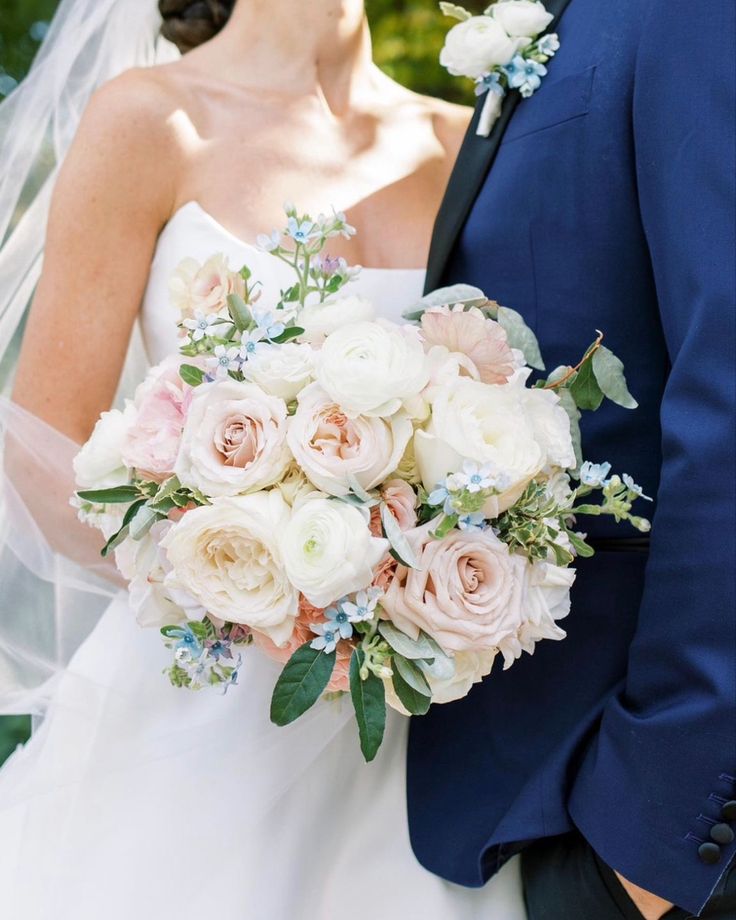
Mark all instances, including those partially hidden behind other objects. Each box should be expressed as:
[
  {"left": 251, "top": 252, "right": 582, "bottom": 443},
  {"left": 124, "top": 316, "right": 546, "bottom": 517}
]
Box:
[{"left": 424, "top": 0, "right": 575, "bottom": 294}]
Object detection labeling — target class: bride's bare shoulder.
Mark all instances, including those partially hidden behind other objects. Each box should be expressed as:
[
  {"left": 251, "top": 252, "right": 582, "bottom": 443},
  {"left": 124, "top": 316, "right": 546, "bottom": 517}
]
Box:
[{"left": 389, "top": 81, "right": 472, "bottom": 159}]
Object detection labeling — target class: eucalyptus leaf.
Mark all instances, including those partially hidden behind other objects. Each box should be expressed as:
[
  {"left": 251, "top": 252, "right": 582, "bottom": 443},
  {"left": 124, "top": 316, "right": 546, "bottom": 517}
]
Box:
[
  {"left": 392, "top": 665, "right": 431, "bottom": 715},
  {"left": 557, "top": 389, "right": 583, "bottom": 470},
  {"left": 402, "top": 284, "right": 486, "bottom": 322},
  {"left": 129, "top": 504, "right": 163, "bottom": 541},
  {"left": 100, "top": 524, "right": 129, "bottom": 558},
  {"left": 592, "top": 345, "right": 638, "bottom": 410},
  {"left": 270, "top": 644, "right": 336, "bottom": 726},
  {"left": 179, "top": 364, "right": 204, "bottom": 388},
  {"left": 77, "top": 485, "right": 139, "bottom": 504},
  {"left": 417, "top": 654, "right": 457, "bottom": 681},
  {"left": 379, "top": 622, "right": 437, "bottom": 660},
  {"left": 380, "top": 502, "right": 420, "bottom": 569},
  {"left": 497, "top": 306, "right": 545, "bottom": 371},
  {"left": 350, "top": 649, "right": 386, "bottom": 762},
  {"left": 440, "top": 2, "right": 472, "bottom": 21},
  {"left": 227, "top": 293, "right": 252, "bottom": 332},
  {"left": 393, "top": 655, "right": 431, "bottom": 696},
  {"left": 347, "top": 474, "right": 375, "bottom": 504},
  {"left": 569, "top": 358, "right": 604, "bottom": 411}
]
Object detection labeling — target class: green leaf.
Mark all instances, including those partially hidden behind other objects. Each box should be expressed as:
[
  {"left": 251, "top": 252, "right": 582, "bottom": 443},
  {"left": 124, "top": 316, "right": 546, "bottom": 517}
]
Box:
[
  {"left": 350, "top": 649, "right": 386, "bottom": 762},
  {"left": 566, "top": 529, "right": 595, "bottom": 558},
  {"left": 281, "top": 284, "right": 301, "bottom": 304},
  {"left": 179, "top": 364, "right": 204, "bottom": 387},
  {"left": 122, "top": 498, "right": 147, "bottom": 528},
  {"left": 100, "top": 524, "right": 129, "bottom": 558},
  {"left": 440, "top": 3, "right": 473, "bottom": 22},
  {"left": 403, "top": 284, "right": 486, "bottom": 322},
  {"left": 393, "top": 655, "right": 431, "bottom": 696},
  {"left": 573, "top": 503, "right": 603, "bottom": 516},
  {"left": 129, "top": 504, "right": 163, "bottom": 541},
  {"left": 270, "top": 643, "right": 336, "bottom": 726},
  {"left": 569, "top": 357, "right": 604, "bottom": 411},
  {"left": 227, "top": 293, "right": 252, "bottom": 332},
  {"left": 77, "top": 485, "right": 139, "bottom": 504},
  {"left": 270, "top": 326, "right": 305, "bottom": 345},
  {"left": 497, "top": 306, "right": 545, "bottom": 371},
  {"left": 392, "top": 664, "right": 431, "bottom": 715},
  {"left": 380, "top": 502, "right": 420, "bottom": 569},
  {"left": 346, "top": 473, "right": 375, "bottom": 504},
  {"left": 592, "top": 345, "right": 638, "bottom": 410},
  {"left": 556, "top": 389, "right": 583, "bottom": 470},
  {"left": 379, "top": 622, "right": 437, "bottom": 660}
]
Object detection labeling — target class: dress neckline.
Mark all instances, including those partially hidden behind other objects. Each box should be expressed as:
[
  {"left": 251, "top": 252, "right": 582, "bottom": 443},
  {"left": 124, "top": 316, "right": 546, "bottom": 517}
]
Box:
[{"left": 165, "top": 202, "right": 427, "bottom": 276}]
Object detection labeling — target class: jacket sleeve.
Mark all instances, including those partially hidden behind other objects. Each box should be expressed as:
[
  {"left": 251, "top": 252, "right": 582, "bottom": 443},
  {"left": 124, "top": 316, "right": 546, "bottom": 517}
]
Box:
[{"left": 568, "top": 1, "right": 736, "bottom": 913}]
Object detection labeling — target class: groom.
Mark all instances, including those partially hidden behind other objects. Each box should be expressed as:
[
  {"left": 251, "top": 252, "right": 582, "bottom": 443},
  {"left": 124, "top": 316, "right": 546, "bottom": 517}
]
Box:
[{"left": 410, "top": 0, "right": 735, "bottom": 917}]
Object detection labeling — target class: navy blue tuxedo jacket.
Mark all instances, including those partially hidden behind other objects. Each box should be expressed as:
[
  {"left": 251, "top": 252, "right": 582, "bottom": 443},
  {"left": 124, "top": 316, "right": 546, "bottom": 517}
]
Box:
[{"left": 409, "top": 0, "right": 736, "bottom": 913}]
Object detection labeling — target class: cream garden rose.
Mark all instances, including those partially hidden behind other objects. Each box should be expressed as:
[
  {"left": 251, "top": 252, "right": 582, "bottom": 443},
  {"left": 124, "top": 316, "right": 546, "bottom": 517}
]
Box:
[
  {"left": 169, "top": 253, "right": 246, "bottom": 321},
  {"left": 287, "top": 383, "right": 413, "bottom": 496},
  {"left": 241, "top": 342, "right": 315, "bottom": 402},
  {"left": 280, "top": 498, "right": 388, "bottom": 608},
  {"left": 315, "top": 319, "right": 430, "bottom": 418},
  {"left": 161, "top": 492, "right": 298, "bottom": 645},
  {"left": 491, "top": 1, "right": 554, "bottom": 39},
  {"left": 439, "top": 15, "right": 519, "bottom": 80},
  {"left": 175, "top": 379, "right": 292, "bottom": 497},
  {"left": 73, "top": 406, "right": 133, "bottom": 490},
  {"left": 425, "top": 649, "right": 498, "bottom": 704},
  {"left": 298, "top": 294, "right": 375, "bottom": 344}
]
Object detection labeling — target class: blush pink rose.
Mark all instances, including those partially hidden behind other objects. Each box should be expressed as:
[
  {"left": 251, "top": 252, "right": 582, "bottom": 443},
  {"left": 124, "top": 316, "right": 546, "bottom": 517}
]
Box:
[
  {"left": 380, "top": 479, "right": 418, "bottom": 531},
  {"left": 122, "top": 356, "right": 199, "bottom": 482},
  {"left": 169, "top": 253, "right": 247, "bottom": 321},
  {"left": 253, "top": 595, "right": 353, "bottom": 693},
  {"left": 382, "top": 524, "right": 527, "bottom": 653},
  {"left": 420, "top": 305, "right": 515, "bottom": 385}
]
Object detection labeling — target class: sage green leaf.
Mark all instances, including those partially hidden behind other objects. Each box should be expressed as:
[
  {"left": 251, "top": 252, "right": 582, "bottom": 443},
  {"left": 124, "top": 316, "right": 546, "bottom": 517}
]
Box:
[
  {"left": 271, "top": 326, "right": 305, "bottom": 345},
  {"left": 100, "top": 524, "right": 129, "bottom": 558},
  {"left": 569, "top": 358, "right": 604, "bottom": 411},
  {"left": 129, "top": 504, "right": 163, "bottom": 541},
  {"left": 179, "top": 364, "right": 204, "bottom": 387},
  {"left": 380, "top": 502, "right": 420, "bottom": 569},
  {"left": 592, "top": 345, "right": 638, "bottom": 410},
  {"left": 440, "top": 2, "right": 472, "bottom": 21},
  {"left": 347, "top": 474, "right": 375, "bottom": 504},
  {"left": 392, "top": 665, "right": 431, "bottom": 715},
  {"left": 556, "top": 389, "right": 583, "bottom": 470},
  {"left": 77, "top": 485, "right": 139, "bottom": 504},
  {"left": 227, "top": 293, "right": 252, "bottom": 331},
  {"left": 497, "top": 306, "right": 545, "bottom": 371},
  {"left": 379, "top": 622, "right": 437, "bottom": 660},
  {"left": 270, "top": 644, "right": 336, "bottom": 726},
  {"left": 402, "top": 284, "right": 486, "bottom": 321},
  {"left": 393, "top": 655, "right": 431, "bottom": 696},
  {"left": 350, "top": 649, "right": 386, "bottom": 762}
]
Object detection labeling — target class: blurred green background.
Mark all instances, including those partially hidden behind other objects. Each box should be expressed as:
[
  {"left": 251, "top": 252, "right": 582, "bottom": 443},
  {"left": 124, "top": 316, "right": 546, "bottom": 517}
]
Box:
[{"left": 0, "top": 0, "right": 479, "bottom": 767}]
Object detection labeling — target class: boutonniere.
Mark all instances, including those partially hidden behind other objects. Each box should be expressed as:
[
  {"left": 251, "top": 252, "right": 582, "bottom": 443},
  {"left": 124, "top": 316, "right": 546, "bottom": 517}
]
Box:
[{"left": 439, "top": 1, "right": 560, "bottom": 137}]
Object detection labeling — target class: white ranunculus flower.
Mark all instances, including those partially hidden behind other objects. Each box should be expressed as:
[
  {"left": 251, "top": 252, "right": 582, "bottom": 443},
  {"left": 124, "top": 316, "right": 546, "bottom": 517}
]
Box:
[
  {"left": 426, "top": 650, "right": 498, "bottom": 704},
  {"left": 491, "top": 1, "right": 554, "bottom": 39},
  {"left": 287, "top": 382, "right": 413, "bottom": 497},
  {"left": 280, "top": 498, "right": 388, "bottom": 608},
  {"left": 439, "top": 16, "right": 519, "bottom": 80},
  {"left": 298, "top": 295, "right": 375, "bottom": 344},
  {"left": 414, "top": 376, "right": 546, "bottom": 515},
  {"left": 522, "top": 385, "right": 576, "bottom": 470},
  {"left": 74, "top": 406, "right": 133, "bottom": 489},
  {"left": 241, "top": 342, "right": 315, "bottom": 402},
  {"left": 316, "top": 320, "right": 430, "bottom": 419},
  {"left": 161, "top": 492, "right": 298, "bottom": 645},
  {"left": 175, "top": 379, "right": 292, "bottom": 497}
]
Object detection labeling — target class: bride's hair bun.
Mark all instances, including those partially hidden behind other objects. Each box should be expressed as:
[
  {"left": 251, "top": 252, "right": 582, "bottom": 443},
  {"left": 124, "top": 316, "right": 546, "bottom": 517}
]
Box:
[{"left": 159, "top": 0, "right": 235, "bottom": 53}]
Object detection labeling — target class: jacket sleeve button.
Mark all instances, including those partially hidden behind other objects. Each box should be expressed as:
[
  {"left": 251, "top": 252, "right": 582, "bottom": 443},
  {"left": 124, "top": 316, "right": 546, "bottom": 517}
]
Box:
[
  {"left": 698, "top": 842, "right": 722, "bottom": 865},
  {"left": 722, "top": 801, "right": 736, "bottom": 822},
  {"left": 710, "top": 823, "right": 735, "bottom": 846}
]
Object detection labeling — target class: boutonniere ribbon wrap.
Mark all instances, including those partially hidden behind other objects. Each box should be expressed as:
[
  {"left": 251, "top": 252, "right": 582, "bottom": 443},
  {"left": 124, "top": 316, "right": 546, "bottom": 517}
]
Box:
[{"left": 439, "top": 1, "right": 561, "bottom": 137}]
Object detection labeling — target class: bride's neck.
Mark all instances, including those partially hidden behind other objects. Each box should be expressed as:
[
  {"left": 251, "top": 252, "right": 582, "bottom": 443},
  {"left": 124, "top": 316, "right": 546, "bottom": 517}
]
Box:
[{"left": 214, "top": 0, "right": 373, "bottom": 112}]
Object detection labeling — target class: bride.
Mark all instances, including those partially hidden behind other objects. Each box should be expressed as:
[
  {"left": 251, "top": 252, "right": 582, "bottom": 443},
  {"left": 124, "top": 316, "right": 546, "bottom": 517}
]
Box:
[{"left": 0, "top": 1, "right": 525, "bottom": 916}]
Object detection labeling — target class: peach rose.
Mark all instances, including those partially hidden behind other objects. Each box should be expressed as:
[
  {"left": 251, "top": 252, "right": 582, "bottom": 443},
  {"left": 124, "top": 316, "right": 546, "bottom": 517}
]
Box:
[
  {"left": 254, "top": 596, "right": 353, "bottom": 693},
  {"left": 382, "top": 524, "right": 527, "bottom": 653},
  {"left": 420, "top": 305, "right": 515, "bottom": 385},
  {"left": 169, "top": 253, "right": 246, "bottom": 321},
  {"left": 380, "top": 479, "right": 418, "bottom": 531}
]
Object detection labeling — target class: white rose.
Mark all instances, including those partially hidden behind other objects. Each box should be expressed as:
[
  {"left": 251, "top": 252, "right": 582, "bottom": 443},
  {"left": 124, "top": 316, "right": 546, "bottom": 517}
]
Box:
[
  {"left": 492, "top": 1, "right": 554, "bottom": 39},
  {"left": 169, "top": 253, "right": 246, "bottom": 321},
  {"left": 414, "top": 376, "right": 546, "bottom": 515},
  {"left": 426, "top": 650, "right": 497, "bottom": 704},
  {"left": 316, "top": 320, "right": 430, "bottom": 419},
  {"left": 241, "top": 342, "right": 315, "bottom": 402},
  {"left": 299, "top": 294, "right": 375, "bottom": 344},
  {"left": 280, "top": 498, "right": 388, "bottom": 608},
  {"left": 74, "top": 406, "right": 133, "bottom": 489},
  {"left": 439, "top": 16, "right": 518, "bottom": 80},
  {"left": 161, "top": 492, "right": 298, "bottom": 645},
  {"left": 287, "top": 382, "right": 413, "bottom": 496},
  {"left": 275, "top": 463, "right": 319, "bottom": 508},
  {"left": 175, "top": 379, "right": 292, "bottom": 497},
  {"left": 522, "top": 385, "right": 576, "bottom": 469}
]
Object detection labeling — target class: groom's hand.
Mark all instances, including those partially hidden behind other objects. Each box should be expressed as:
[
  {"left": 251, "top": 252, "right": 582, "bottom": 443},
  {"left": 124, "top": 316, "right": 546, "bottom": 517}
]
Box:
[{"left": 614, "top": 871, "right": 675, "bottom": 919}]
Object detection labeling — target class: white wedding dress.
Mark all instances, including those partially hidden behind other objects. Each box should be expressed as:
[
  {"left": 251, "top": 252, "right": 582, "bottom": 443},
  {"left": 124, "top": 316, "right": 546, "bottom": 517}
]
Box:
[{"left": 0, "top": 202, "right": 525, "bottom": 920}]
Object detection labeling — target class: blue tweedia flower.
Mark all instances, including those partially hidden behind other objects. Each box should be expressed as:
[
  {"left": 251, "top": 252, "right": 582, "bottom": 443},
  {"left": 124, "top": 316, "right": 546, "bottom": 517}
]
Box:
[
  {"left": 341, "top": 588, "right": 382, "bottom": 625},
  {"left": 239, "top": 328, "right": 269, "bottom": 361},
  {"left": 537, "top": 33, "right": 560, "bottom": 57},
  {"left": 623, "top": 474, "right": 653, "bottom": 501},
  {"left": 310, "top": 622, "right": 339, "bottom": 654},
  {"left": 286, "top": 217, "right": 319, "bottom": 245},
  {"left": 205, "top": 638, "right": 234, "bottom": 662},
  {"left": 183, "top": 310, "right": 218, "bottom": 342},
  {"left": 449, "top": 460, "right": 497, "bottom": 494},
  {"left": 168, "top": 625, "right": 204, "bottom": 660},
  {"left": 518, "top": 60, "right": 548, "bottom": 98},
  {"left": 257, "top": 229, "right": 281, "bottom": 253},
  {"left": 325, "top": 605, "right": 354, "bottom": 640},
  {"left": 475, "top": 70, "right": 504, "bottom": 98},
  {"left": 206, "top": 344, "right": 241, "bottom": 377},
  {"left": 502, "top": 55, "right": 526, "bottom": 82},
  {"left": 458, "top": 512, "right": 487, "bottom": 533},
  {"left": 427, "top": 484, "right": 457, "bottom": 516},
  {"left": 253, "top": 309, "right": 285, "bottom": 341},
  {"left": 579, "top": 461, "right": 612, "bottom": 488}
]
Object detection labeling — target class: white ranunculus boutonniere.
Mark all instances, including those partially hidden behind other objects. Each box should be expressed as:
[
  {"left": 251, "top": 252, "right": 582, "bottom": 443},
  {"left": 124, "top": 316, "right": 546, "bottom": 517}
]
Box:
[{"left": 439, "top": 1, "right": 561, "bottom": 137}]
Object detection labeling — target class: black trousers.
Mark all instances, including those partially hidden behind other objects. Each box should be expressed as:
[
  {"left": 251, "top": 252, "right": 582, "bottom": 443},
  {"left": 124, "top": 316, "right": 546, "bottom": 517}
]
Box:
[{"left": 522, "top": 832, "right": 736, "bottom": 920}]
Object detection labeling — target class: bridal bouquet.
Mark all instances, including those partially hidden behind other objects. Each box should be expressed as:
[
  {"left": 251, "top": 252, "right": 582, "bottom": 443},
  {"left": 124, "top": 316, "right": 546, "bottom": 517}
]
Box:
[{"left": 75, "top": 204, "right": 650, "bottom": 760}]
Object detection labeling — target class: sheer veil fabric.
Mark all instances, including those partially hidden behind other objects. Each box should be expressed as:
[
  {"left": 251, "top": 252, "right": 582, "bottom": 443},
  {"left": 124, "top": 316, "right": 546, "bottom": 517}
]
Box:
[{"left": 0, "top": 0, "right": 178, "bottom": 713}]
